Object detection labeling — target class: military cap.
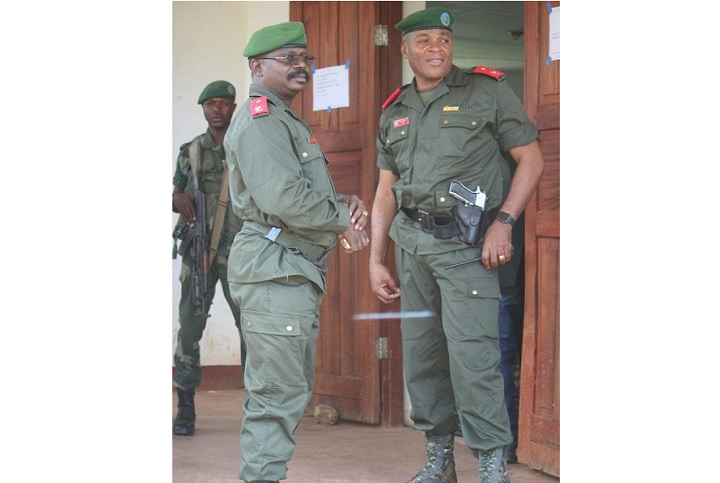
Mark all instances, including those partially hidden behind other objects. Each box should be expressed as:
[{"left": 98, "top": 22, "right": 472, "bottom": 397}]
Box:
[
  {"left": 243, "top": 21, "right": 307, "bottom": 58},
  {"left": 395, "top": 7, "right": 454, "bottom": 34},
  {"left": 197, "top": 80, "right": 236, "bottom": 104}
]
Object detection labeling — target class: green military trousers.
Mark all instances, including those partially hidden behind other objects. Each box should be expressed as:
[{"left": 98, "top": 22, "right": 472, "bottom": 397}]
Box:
[
  {"left": 231, "top": 275, "right": 323, "bottom": 483},
  {"left": 173, "top": 252, "right": 247, "bottom": 391},
  {"left": 396, "top": 244, "right": 513, "bottom": 452}
]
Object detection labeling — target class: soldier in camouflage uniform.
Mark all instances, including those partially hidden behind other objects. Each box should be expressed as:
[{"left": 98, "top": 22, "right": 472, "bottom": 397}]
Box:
[
  {"left": 368, "top": 8, "right": 545, "bottom": 483},
  {"left": 172, "top": 80, "right": 247, "bottom": 436},
  {"left": 224, "top": 22, "right": 369, "bottom": 483}
]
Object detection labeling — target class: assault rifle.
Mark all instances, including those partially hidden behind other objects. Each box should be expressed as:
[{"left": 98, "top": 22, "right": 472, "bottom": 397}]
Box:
[{"left": 188, "top": 140, "right": 211, "bottom": 317}]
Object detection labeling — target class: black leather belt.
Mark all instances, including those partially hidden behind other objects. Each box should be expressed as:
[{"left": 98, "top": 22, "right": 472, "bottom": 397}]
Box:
[{"left": 400, "top": 208, "right": 460, "bottom": 239}]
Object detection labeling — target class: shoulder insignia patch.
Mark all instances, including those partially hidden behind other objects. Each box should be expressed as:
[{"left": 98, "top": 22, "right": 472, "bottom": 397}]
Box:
[
  {"left": 382, "top": 86, "right": 406, "bottom": 110},
  {"left": 472, "top": 65, "right": 505, "bottom": 81},
  {"left": 250, "top": 96, "right": 270, "bottom": 118}
]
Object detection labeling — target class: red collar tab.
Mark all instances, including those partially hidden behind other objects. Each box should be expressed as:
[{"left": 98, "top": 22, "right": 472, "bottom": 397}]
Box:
[
  {"left": 382, "top": 87, "right": 404, "bottom": 110},
  {"left": 472, "top": 65, "right": 505, "bottom": 81},
  {"left": 250, "top": 96, "right": 270, "bottom": 118}
]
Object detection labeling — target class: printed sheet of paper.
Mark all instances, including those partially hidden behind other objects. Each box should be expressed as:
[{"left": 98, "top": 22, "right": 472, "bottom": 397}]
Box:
[
  {"left": 312, "top": 64, "right": 349, "bottom": 111},
  {"left": 549, "top": 5, "right": 560, "bottom": 61}
]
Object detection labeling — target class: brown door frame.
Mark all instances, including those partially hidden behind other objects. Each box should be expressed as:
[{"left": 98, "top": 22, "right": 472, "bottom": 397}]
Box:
[{"left": 519, "top": 1, "right": 561, "bottom": 476}]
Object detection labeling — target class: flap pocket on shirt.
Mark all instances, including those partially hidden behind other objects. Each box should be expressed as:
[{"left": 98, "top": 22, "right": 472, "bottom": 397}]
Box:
[
  {"left": 242, "top": 310, "right": 301, "bottom": 336},
  {"left": 385, "top": 126, "right": 408, "bottom": 146},
  {"left": 296, "top": 139, "right": 326, "bottom": 164},
  {"left": 439, "top": 113, "right": 487, "bottom": 130}
]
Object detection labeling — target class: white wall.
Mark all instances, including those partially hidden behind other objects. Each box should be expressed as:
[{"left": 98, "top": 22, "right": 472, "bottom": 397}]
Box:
[{"left": 172, "top": 1, "right": 289, "bottom": 366}]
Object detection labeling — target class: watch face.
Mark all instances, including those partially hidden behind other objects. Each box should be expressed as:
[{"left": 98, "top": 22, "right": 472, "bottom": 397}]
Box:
[{"left": 497, "top": 211, "right": 514, "bottom": 224}]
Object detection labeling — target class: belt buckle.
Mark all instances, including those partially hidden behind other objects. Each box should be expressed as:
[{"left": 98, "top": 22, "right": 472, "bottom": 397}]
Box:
[{"left": 416, "top": 209, "right": 435, "bottom": 232}]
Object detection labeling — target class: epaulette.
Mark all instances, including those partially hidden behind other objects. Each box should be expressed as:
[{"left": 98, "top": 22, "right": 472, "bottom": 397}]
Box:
[
  {"left": 471, "top": 65, "right": 505, "bottom": 81},
  {"left": 250, "top": 96, "right": 270, "bottom": 118},
  {"left": 381, "top": 85, "right": 408, "bottom": 110}
]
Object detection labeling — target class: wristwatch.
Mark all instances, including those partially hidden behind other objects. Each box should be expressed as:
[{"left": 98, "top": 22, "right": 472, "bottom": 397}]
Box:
[{"left": 495, "top": 211, "right": 515, "bottom": 227}]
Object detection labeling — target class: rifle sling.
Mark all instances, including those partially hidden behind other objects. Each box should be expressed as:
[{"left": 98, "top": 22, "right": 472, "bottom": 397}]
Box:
[{"left": 208, "top": 162, "right": 229, "bottom": 268}]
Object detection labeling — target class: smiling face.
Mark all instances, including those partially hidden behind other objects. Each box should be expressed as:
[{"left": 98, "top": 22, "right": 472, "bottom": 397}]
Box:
[
  {"left": 401, "top": 28, "right": 453, "bottom": 92},
  {"left": 251, "top": 46, "right": 313, "bottom": 106}
]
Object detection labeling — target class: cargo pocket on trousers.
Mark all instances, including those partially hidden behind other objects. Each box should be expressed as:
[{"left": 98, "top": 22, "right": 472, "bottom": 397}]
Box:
[
  {"left": 467, "top": 277, "right": 501, "bottom": 300},
  {"left": 453, "top": 277, "right": 502, "bottom": 339},
  {"left": 241, "top": 310, "right": 305, "bottom": 383}
]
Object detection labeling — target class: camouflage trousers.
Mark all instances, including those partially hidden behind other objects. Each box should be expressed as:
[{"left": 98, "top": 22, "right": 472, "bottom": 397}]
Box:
[{"left": 173, "top": 252, "right": 246, "bottom": 391}]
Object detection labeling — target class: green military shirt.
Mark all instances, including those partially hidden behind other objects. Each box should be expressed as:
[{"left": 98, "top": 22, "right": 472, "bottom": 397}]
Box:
[
  {"left": 224, "top": 84, "right": 351, "bottom": 292},
  {"left": 173, "top": 130, "right": 244, "bottom": 257},
  {"left": 377, "top": 64, "right": 539, "bottom": 256}
]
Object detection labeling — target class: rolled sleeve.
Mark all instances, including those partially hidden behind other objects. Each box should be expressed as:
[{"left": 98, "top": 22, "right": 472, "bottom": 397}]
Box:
[{"left": 495, "top": 81, "right": 539, "bottom": 151}]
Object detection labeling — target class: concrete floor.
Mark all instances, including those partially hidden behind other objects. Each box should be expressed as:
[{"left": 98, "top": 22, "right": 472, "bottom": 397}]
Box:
[{"left": 173, "top": 389, "right": 559, "bottom": 482}]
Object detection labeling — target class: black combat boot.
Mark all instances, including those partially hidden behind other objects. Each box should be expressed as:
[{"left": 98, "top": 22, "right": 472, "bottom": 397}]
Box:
[
  {"left": 477, "top": 446, "right": 510, "bottom": 483},
  {"left": 173, "top": 388, "right": 196, "bottom": 436},
  {"left": 407, "top": 433, "right": 457, "bottom": 483}
]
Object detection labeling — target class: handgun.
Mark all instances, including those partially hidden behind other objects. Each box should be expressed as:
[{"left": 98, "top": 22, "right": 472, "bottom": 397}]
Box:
[{"left": 448, "top": 180, "right": 487, "bottom": 209}]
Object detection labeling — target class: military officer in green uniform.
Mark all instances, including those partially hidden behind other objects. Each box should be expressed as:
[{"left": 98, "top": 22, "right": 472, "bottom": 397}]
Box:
[
  {"left": 224, "top": 22, "right": 369, "bottom": 483},
  {"left": 172, "top": 80, "right": 247, "bottom": 436},
  {"left": 368, "top": 8, "right": 545, "bottom": 483}
]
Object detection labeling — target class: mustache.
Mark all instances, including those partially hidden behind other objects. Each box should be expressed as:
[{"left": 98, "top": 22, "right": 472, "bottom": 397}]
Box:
[{"left": 288, "top": 69, "right": 310, "bottom": 81}]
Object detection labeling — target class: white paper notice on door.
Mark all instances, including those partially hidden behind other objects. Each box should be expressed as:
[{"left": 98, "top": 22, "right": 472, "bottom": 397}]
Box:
[
  {"left": 312, "top": 63, "right": 349, "bottom": 112},
  {"left": 548, "top": 5, "right": 560, "bottom": 62}
]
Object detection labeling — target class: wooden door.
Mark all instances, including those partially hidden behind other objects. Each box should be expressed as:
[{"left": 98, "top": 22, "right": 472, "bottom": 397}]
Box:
[
  {"left": 290, "top": 1, "right": 404, "bottom": 425},
  {"left": 518, "top": 1, "right": 561, "bottom": 477}
]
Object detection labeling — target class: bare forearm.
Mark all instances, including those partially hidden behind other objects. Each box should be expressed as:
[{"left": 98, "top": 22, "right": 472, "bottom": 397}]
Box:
[
  {"left": 369, "top": 172, "right": 399, "bottom": 266},
  {"left": 370, "top": 196, "right": 395, "bottom": 264},
  {"left": 501, "top": 140, "right": 545, "bottom": 218},
  {"left": 368, "top": 170, "right": 401, "bottom": 303}
]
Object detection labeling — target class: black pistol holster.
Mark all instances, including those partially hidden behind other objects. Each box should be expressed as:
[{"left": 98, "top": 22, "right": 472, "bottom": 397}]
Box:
[{"left": 451, "top": 204, "right": 498, "bottom": 246}]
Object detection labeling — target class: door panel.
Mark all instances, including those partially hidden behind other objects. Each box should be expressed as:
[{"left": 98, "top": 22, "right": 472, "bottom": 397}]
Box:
[
  {"left": 519, "top": 1, "right": 561, "bottom": 476},
  {"left": 290, "top": 1, "right": 403, "bottom": 425}
]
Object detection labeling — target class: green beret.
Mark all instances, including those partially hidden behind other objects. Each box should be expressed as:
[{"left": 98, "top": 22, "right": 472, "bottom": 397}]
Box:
[
  {"left": 395, "top": 7, "right": 453, "bottom": 34},
  {"left": 243, "top": 21, "right": 307, "bottom": 57},
  {"left": 197, "top": 80, "right": 236, "bottom": 104}
]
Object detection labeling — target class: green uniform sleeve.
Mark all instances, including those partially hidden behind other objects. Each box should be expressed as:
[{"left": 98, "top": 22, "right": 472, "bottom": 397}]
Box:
[
  {"left": 172, "top": 144, "right": 190, "bottom": 191},
  {"left": 494, "top": 80, "right": 539, "bottom": 151},
  {"left": 376, "top": 113, "right": 400, "bottom": 176}
]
